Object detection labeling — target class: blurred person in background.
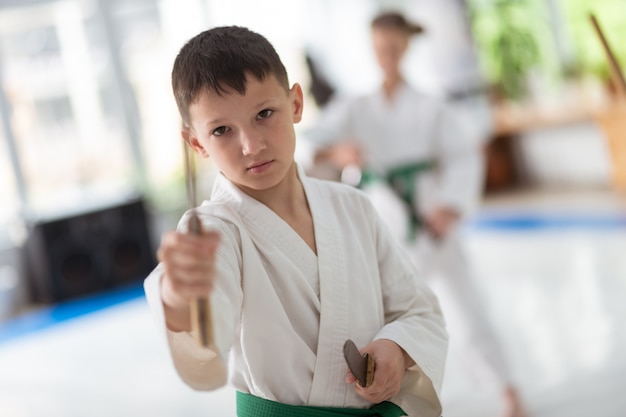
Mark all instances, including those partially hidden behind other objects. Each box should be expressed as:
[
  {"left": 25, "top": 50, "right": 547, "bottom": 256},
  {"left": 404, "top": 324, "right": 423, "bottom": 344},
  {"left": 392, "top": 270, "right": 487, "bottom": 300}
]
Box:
[{"left": 303, "top": 10, "right": 528, "bottom": 417}]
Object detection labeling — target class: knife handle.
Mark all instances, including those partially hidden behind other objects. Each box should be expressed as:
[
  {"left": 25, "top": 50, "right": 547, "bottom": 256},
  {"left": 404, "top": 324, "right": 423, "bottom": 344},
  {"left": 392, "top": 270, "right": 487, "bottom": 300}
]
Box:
[
  {"left": 187, "top": 211, "right": 214, "bottom": 348},
  {"left": 365, "top": 354, "right": 375, "bottom": 387},
  {"left": 344, "top": 339, "right": 376, "bottom": 387},
  {"left": 190, "top": 296, "right": 213, "bottom": 347}
]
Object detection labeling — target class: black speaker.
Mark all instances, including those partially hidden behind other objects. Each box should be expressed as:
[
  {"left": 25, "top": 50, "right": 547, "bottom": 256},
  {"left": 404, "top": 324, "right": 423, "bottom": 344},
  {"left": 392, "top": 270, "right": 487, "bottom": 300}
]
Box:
[{"left": 23, "top": 197, "right": 156, "bottom": 303}]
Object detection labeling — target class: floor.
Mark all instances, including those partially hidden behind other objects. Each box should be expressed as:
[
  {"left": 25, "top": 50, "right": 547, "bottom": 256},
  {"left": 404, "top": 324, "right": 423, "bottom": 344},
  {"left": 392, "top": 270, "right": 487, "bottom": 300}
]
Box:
[
  {"left": 442, "top": 188, "right": 626, "bottom": 417},
  {"left": 1, "top": 187, "right": 625, "bottom": 417}
]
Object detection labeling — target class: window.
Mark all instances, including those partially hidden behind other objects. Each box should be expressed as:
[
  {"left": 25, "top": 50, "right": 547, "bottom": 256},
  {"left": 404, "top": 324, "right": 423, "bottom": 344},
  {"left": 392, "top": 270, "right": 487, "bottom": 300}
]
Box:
[
  {"left": 0, "top": 120, "right": 21, "bottom": 245},
  {"left": 0, "top": 0, "right": 138, "bottom": 217}
]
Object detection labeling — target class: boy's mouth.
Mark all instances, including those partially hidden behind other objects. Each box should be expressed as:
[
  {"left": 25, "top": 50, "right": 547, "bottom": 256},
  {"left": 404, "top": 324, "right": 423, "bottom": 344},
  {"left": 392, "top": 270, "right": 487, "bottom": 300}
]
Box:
[{"left": 247, "top": 160, "right": 273, "bottom": 173}]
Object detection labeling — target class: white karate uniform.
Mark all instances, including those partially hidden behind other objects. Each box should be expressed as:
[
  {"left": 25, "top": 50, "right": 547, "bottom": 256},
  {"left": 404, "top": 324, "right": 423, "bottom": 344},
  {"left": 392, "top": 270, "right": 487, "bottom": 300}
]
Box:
[
  {"left": 302, "top": 83, "right": 483, "bottom": 217},
  {"left": 144, "top": 165, "right": 448, "bottom": 417},
  {"left": 302, "top": 84, "right": 513, "bottom": 386}
]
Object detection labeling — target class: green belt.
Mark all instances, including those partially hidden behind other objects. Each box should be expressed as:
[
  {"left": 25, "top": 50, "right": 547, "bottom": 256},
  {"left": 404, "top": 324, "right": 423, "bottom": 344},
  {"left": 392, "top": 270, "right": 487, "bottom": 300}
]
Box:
[
  {"left": 359, "top": 160, "right": 434, "bottom": 241},
  {"left": 236, "top": 392, "right": 407, "bottom": 417}
]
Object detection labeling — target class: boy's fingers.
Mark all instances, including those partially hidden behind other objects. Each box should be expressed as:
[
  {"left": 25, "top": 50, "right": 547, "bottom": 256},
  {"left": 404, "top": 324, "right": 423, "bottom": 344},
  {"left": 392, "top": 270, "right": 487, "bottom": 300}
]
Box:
[
  {"left": 166, "top": 279, "right": 213, "bottom": 299},
  {"left": 162, "top": 231, "right": 220, "bottom": 253},
  {"left": 356, "top": 382, "right": 391, "bottom": 404},
  {"left": 159, "top": 256, "right": 214, "bottom": 285},
  {"left": 163, "top": 265, "right": 214, "bottom": 287},
  {"left": 162, "top": 247, "right": 214, "bottom": 269},
  {"left": 158, "top": 232, "right": 220, "bottom": 266},
  {"left": 161, "top": 276, "right": 212, "bottom": 309},
  {"left": 158, "top": 229, "right": 221, "bottom": 309},
  {"left": 345, "top": 370, "right": 357, "bottom": 384}
]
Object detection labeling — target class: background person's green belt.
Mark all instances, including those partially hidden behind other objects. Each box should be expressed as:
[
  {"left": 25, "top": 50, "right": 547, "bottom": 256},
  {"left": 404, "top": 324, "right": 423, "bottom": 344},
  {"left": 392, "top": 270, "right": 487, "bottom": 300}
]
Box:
[{"left": 359, "top": 160, "right": 435, "bottom": 241}]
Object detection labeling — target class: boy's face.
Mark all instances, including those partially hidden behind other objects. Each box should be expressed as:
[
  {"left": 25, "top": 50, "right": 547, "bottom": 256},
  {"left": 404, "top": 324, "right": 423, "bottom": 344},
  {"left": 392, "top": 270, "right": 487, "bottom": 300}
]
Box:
[{"left": 183, "top": 73, "right": 303, "bottom": 194}]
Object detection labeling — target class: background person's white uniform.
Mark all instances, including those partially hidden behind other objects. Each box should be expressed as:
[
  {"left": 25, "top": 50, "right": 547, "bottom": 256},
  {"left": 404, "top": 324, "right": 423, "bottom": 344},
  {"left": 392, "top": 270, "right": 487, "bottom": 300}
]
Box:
[{"left": 302, "top": 83, "right": 514, "bottom": 387}]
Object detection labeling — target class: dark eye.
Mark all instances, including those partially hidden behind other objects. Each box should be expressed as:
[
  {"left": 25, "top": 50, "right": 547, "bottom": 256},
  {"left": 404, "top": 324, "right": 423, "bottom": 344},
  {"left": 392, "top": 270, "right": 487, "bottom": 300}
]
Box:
[
  {"left": 212, "top": 126, "right": 228, "bottom": 136},
  {"left": 257, "top": 109, "right": 273, "bottom": 120}
]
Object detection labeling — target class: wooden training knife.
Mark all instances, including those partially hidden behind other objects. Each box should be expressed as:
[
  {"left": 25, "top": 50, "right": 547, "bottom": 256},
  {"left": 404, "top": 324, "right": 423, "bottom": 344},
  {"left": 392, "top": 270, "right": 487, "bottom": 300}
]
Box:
[
  {"left": 343, "top": 339, "right": 375, "bottom": 387},
  {"left": 183, "top": 142, "right": 214, "bottom": 348}
]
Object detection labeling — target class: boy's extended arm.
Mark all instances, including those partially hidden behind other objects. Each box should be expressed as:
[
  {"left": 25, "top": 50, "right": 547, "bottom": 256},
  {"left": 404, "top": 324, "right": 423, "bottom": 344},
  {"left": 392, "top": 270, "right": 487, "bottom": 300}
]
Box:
[
  {"left": 144, "top": 259, "right": 240, "bottom": 390},
  {"left": 144, "top": 217, "right": 242, "bottom": 391}
]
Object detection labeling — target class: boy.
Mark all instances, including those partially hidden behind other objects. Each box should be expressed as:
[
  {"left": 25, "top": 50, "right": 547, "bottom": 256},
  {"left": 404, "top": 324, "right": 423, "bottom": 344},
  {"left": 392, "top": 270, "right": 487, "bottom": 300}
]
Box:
[{"left": 144, "top": 25, "right": 447, "bottom": 417}]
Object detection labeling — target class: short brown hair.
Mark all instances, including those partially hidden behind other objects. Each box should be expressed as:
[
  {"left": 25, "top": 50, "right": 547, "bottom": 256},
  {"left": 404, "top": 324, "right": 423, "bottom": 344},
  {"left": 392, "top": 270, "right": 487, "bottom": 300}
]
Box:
[
  {"left": 371, "top": 11, "right": 424, "bottom": 35},
  {"left": 171, "top": 26, "right": 290, "bottom": 127}
]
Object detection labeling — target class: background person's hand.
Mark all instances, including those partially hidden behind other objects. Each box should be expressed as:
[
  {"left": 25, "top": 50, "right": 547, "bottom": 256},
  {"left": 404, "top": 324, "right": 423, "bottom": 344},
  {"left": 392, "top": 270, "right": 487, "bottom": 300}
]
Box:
[
  {"left": 424, "top": 207, "right": 460, "bottom": 240},
  {"left": 315, "top": 141, "right": 363, "bottom": 169}
]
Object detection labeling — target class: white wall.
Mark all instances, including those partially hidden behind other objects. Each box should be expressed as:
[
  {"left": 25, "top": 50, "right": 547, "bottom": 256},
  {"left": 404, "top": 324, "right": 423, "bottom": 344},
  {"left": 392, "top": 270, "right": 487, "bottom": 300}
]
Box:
[{"left": 515, "top": 122, "right": 613, "bottom": 188}]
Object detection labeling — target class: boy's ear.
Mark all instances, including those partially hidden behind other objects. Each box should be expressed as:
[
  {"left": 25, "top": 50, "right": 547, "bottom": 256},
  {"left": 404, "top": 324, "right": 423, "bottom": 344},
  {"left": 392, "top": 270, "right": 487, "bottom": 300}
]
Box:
[
  {"left": 290, "top": 83, "right": 304, "bottom": 123},
  {"left": 181, "top": 128, "right": 209, "bottom": 158}
]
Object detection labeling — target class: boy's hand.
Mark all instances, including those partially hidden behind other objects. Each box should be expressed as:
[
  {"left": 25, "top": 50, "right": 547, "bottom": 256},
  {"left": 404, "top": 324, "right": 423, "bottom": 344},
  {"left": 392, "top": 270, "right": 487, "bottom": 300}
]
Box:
[
  {"left": 346, "top": 339, "right": 414, "bottom": 404},
  {"left": 157, "top": 230, "right": 221, "bottom": 332}
]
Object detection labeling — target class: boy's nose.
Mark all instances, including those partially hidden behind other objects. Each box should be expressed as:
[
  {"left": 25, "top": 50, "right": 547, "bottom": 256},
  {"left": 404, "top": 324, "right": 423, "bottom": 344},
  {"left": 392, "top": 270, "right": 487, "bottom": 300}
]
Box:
[{"left": 240, "top": 129, "right": 267, "bottom": 156}]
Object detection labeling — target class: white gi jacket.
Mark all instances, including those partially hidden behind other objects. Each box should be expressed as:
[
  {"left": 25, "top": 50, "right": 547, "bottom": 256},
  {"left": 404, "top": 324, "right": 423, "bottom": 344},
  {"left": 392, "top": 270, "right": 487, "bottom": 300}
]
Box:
[
  {"left": 144, "top": 165, "right": 448, "bottom": 417},
  {"left": 302, "top": 83, "right": 484, "bottom": 220}
]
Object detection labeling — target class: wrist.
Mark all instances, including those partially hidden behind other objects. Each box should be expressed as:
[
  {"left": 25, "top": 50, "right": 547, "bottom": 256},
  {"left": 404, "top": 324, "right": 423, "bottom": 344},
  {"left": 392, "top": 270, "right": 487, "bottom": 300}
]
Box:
[
  {"left": 163, "top": 301, "right": 192, "bottom": 332},
  {"left": 402, "top": 348, "right": 415, "bottom": 369},
  {"left": 161, "top": 274, "right": 192, "bottom": 332}
]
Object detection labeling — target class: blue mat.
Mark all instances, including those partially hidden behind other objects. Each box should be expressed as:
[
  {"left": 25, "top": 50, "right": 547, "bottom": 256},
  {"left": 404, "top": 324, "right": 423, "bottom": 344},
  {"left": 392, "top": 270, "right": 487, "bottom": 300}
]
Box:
[
  {"left": 471, "top": 213, "right": 626, "bottom": 231},
  {"left": 0, "top": 283, "right": 145, "bottom": 344}
]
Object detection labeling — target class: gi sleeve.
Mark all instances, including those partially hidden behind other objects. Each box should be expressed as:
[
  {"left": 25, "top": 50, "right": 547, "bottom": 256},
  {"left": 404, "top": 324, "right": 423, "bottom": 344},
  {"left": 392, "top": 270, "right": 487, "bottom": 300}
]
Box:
[
  {"left": 369, "top": 199, "right": 448, "bottom": 416},
  {"left": 430, "top": 102, "right": 485, "bottom": 218},
  {"left": 143, "top": 210, "right": 243, "bottom": 391},
  {"left": 298, "top": 94, "right": 357, "bottom": 167}
]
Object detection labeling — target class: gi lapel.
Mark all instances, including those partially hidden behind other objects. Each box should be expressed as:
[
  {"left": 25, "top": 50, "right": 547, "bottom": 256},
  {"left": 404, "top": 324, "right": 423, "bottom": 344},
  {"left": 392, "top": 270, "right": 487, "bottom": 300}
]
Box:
[{"left": 305, "top": 177, "right": 352, "bottom": 405}]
